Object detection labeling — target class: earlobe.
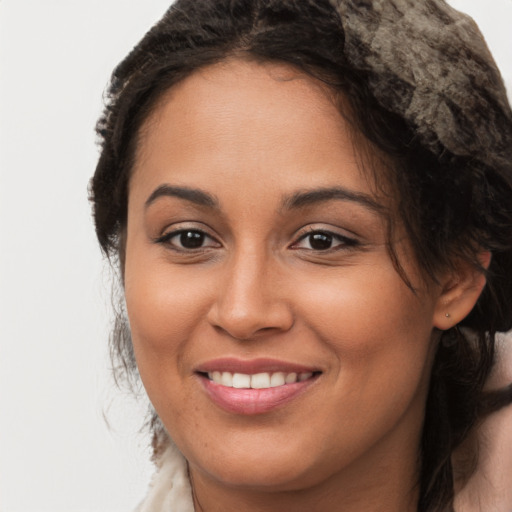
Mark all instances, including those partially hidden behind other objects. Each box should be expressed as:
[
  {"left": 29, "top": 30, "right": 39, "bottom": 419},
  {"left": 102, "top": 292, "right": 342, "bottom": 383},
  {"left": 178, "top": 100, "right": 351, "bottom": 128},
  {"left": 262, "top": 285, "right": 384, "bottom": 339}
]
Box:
[{"left": 433, "top": 252, "right": 491, "bottom": 330}]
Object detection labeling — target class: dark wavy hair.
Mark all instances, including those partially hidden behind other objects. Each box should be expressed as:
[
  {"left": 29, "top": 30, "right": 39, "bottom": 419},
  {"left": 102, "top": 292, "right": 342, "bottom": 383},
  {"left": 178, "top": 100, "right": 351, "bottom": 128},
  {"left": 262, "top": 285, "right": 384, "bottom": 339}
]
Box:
[{"left": 90, "top": 1, "right": 512, "bottom": 510}]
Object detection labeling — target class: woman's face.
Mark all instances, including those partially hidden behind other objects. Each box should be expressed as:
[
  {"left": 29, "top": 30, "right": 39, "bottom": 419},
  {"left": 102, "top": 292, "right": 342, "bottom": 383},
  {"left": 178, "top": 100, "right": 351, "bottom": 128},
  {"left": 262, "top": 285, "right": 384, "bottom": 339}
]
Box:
[{"left": 124, "top": 59, "right": 445, "bottom": 493}]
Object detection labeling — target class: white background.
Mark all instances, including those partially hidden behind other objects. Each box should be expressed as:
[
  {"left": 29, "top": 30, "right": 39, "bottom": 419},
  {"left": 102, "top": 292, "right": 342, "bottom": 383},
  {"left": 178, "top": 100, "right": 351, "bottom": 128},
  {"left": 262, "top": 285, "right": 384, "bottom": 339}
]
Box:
[{"left": 0, "top": 1, "right": 511, "bottom": 511}]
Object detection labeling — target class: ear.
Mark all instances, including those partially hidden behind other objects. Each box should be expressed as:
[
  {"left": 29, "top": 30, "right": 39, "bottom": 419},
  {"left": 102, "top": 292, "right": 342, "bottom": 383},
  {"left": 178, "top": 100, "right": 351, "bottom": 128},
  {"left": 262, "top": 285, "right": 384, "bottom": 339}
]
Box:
[{"left": 433, "top": 251, "right": 491, "bottom": 330}]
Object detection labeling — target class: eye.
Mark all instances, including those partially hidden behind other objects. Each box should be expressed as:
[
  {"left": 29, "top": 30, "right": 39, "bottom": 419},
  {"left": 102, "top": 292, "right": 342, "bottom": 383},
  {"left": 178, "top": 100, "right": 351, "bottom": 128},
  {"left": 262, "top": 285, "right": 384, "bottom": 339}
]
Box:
[
  {"left": 292, "top": 230, "right": 358, "bottom": 251},
  {"left": 156, "top": 229, "right": 221, "bottom": 250}
]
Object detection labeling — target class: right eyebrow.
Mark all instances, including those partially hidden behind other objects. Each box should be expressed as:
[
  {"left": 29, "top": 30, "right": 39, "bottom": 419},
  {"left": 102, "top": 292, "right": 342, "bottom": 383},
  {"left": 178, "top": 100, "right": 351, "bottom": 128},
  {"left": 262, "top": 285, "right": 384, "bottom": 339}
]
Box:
[
  {"left": 144, "top": 184, "right": 219, "bottom": 210},
  {"left": 281, "top": 187, "right": 385, "bottom": 215}
]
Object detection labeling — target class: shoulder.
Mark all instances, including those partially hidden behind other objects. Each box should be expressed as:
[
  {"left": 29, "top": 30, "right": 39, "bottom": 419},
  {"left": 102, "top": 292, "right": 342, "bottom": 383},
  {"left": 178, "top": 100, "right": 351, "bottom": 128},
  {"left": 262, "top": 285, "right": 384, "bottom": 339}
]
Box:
[
  {"left": 135, "top": 441, "right": 195, "bottom": 512},
  {"left": 454, "top": 331, "right": 512, "bottom": 511}
]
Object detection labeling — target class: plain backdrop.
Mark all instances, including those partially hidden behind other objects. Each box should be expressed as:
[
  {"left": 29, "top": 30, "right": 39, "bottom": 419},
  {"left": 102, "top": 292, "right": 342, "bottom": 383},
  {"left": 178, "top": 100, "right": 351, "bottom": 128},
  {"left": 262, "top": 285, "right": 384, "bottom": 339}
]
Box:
[{"left": 0, "top": 1, "right": 511, "bottom": 511}]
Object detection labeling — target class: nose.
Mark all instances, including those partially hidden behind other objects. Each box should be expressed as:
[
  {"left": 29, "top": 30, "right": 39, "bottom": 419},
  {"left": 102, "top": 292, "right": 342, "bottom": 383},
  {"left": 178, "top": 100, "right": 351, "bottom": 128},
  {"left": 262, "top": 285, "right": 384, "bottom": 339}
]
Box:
[{"left": 206, "top": 249, "right": 294, "bottom": 341}]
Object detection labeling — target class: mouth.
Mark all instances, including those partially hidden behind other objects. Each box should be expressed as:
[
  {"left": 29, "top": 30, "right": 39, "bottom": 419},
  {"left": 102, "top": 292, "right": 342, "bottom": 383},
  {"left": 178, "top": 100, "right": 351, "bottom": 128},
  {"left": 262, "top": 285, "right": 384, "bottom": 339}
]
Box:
[
  {"left": 195, "top": 359, "right": 321, "bottom": 415},
  {"left": 203, "top": 370, "right": 315, "bottom": 389}
]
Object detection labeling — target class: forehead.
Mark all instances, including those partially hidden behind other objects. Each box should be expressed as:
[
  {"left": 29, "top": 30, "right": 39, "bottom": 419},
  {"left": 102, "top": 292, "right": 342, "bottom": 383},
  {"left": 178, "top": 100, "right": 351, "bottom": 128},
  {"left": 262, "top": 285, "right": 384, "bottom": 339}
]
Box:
[
  {"left": 130, "top": 58, "right": 389, "bottom": 206},
  {"left": 143, "top": 58, "right": 343, "bottom": 135}
]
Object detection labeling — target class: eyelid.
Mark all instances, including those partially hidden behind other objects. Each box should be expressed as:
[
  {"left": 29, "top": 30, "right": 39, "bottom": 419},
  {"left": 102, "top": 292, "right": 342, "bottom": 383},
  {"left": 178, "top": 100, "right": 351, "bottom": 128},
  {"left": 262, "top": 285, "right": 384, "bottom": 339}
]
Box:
[
  {"left": 290, "top": 225, "right": 360, "bottom": 251},
  {"left": 154, "top": 222, "right": 222, "bottom": 249}
]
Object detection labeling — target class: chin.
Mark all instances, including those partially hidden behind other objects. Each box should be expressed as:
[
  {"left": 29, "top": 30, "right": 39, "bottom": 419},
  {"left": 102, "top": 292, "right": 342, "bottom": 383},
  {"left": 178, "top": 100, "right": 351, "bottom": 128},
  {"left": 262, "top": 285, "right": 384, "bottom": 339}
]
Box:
[
  {"left": 177, "top": 424, "right": 336, "bottom": 492},
  {"left": 193, "top": 453, "right": 317, "bottom": 491}
]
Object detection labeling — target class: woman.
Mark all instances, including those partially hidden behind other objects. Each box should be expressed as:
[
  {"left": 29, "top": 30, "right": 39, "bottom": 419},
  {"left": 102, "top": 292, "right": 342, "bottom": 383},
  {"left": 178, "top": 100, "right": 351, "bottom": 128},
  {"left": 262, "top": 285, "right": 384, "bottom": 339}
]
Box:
[{"left": 90, "top": 0, "right": 512, "bottom": 510}]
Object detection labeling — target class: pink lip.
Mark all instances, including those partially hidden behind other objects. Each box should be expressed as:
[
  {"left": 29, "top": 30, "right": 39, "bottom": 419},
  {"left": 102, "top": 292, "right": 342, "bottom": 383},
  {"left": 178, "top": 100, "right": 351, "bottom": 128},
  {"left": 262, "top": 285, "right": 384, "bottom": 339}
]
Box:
[
  {"left": 195, "top": 357, "right": 318, "bottom": 374},
  {"left": 195, "top": 358, "right": 320, "bottom": 415}
]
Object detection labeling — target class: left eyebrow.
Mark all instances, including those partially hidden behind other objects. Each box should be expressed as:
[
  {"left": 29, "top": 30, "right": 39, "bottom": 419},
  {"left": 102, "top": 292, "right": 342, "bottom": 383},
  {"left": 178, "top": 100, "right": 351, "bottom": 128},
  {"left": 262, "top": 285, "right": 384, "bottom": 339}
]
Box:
[
  {"left": 281, "top": 187, "right": 385, "bottom": 214},
  {"left": 144, "top": 184, "right": 219, "bottom": 210}
]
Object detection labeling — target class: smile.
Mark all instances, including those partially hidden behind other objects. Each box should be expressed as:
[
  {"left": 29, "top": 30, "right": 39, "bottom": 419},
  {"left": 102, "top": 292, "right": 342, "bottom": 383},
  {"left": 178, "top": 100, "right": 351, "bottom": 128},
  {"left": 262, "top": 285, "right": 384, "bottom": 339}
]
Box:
[
  {"left": 206, "top": 371, "right": 314, "bottom": 389},
  {"left": 196, "top": 359, "right": 320, "bottom": 415}
]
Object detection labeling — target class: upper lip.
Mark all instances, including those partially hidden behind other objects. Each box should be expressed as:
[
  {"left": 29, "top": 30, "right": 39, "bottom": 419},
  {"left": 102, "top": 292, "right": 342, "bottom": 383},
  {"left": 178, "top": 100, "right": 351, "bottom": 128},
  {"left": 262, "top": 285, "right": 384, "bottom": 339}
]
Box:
[{"left": 195, "top": 358, "right": 320, "bottom": 375}]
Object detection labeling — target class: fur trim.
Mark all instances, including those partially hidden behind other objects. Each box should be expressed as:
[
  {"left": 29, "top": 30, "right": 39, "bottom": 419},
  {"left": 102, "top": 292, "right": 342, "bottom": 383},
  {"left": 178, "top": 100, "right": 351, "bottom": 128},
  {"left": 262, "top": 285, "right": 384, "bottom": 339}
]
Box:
[{"left": 135, "top": 441, "right": 194, "bottom": 512}]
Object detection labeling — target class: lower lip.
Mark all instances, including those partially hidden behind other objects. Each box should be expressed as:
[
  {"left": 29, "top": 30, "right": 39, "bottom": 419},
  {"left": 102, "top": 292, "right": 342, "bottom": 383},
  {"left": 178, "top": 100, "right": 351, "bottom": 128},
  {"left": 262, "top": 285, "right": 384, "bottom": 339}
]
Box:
[{"left": 199, "top": 374, "right": 318, "bottom": 415}]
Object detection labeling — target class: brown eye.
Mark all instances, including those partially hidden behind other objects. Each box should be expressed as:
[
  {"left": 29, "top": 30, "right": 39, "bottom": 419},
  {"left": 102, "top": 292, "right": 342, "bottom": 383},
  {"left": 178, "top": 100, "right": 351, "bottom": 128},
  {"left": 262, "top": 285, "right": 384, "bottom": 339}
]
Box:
[
  {"left": 292, "top": 230, "right": 359, "bottom": 252},
  {"left": 179, "top": 230, "right": 206, "bottom": 248},
  {"left": 308, "top": 233, "right": 334, "bottom": 250},
  {"left": 156, "top": 229, "right": 221, "bottom": 250}
]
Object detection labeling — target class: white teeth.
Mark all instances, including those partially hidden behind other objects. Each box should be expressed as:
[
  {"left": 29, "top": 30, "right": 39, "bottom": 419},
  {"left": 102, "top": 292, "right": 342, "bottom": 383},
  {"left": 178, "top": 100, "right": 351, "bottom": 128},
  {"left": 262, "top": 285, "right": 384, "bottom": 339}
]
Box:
[
  {"left": 232, "top": 373, "right": 251, "bottom": 389},
  {"left": 207, "top": 371, "right": 314, "bottom": 389},
  {"left": 270, "top": 372, "right": 285, "bottom": 387},
  {"left": 285, "top": 372, "right": 297, "bottom": 384},
  {"left": 220, "top": 372, "right": 233, "bottom": 387},
  {"left": 251, "top": 372, "right": 270, "bottom": 389}
]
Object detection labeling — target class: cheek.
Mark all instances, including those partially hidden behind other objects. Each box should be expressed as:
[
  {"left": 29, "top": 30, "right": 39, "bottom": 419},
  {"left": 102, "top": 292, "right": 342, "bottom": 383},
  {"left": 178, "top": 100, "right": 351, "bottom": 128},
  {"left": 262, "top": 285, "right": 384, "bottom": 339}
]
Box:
[
  {"left": 302, "top": 261, "right": 432, "bottom": 330},
  {"left": 125, "top": 271, "right": 191, "bottom": 352},
  {"left": 123, "top": 245, "right": 211, "bottom": 395},
  {"left": 289, "top": 267, "right": 437, "bottom": 457},
  {"left": 295, "top": 263, "right": 437, "bottom": 385}
]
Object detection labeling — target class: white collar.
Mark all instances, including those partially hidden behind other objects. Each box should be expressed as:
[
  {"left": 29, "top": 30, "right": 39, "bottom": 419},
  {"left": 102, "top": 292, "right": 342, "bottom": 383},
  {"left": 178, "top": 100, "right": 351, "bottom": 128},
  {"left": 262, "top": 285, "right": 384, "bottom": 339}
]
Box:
[{"left": 136, "top": 441, "right": 194, "bottom": 512}]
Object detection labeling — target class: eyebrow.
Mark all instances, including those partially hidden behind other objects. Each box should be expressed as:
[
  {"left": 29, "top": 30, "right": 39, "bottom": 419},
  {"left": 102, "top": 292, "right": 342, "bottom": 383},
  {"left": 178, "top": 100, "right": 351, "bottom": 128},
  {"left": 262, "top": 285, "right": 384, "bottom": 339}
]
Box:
[
  {"left": 145, "top": 184, "right": 384, "bottom": 215},
  {"left": 282, "top": 187, "right": 385, "bottom": 214},
  {"left": 145, "top": 184, "right": 219, "bottom": 209}
]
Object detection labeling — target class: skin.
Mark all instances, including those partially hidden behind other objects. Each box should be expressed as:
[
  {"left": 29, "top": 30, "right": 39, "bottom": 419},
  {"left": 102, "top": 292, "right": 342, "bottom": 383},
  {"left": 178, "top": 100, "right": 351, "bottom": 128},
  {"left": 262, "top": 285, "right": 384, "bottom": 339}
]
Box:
[{"left": 124, "top": 59, "right": 486, "bottom": 512}]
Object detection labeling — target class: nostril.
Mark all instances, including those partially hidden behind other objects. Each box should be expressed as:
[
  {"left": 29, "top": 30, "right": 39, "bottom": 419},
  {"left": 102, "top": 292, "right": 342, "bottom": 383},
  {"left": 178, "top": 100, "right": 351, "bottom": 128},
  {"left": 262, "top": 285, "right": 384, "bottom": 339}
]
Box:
[{"left": 206, "top": 287, "right": 295, "bottom": 340}]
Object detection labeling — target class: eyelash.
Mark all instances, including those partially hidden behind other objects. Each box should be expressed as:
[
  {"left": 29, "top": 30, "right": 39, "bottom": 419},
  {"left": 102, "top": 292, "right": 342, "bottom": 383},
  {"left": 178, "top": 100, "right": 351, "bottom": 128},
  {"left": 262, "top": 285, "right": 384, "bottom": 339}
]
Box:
[
  {"left": 291, "top": 228, "right": 359, "bottom": 252},
  {"left": 155, "top": 228, "right": 220, "bottom": 251},
  {"left": 155, "top": 226, "right": 359, "bottom": 253}
]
